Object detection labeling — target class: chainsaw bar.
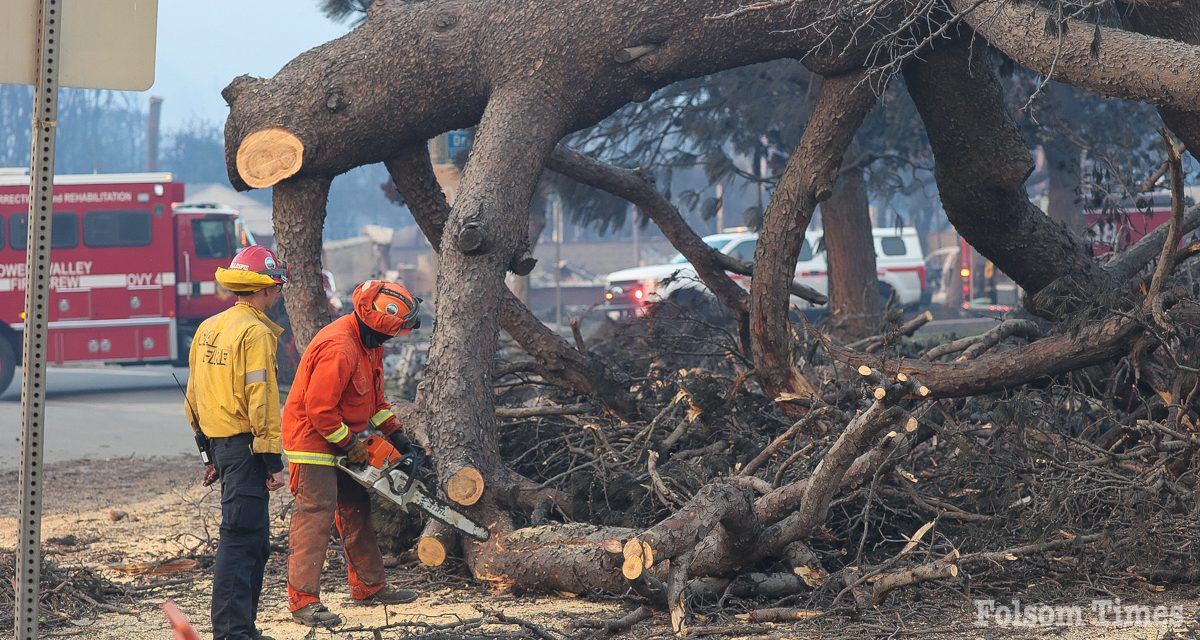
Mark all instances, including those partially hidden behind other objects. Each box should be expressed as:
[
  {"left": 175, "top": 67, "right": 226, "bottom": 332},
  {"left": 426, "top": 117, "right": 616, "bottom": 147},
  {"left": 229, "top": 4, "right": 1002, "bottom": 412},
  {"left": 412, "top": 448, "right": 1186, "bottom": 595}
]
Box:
[{"left": 335, "top": 458, "right": 490, "bottom": 541}]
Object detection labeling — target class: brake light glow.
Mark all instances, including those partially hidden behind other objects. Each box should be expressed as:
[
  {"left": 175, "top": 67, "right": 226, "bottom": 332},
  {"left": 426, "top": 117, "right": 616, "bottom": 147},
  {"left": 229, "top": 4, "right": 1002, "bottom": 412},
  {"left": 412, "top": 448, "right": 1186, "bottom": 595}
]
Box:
[
  {"left": 634, "top": 289, "right": 644, "bottom": 300},
  {"left": 960, "top": 268, "right": 971, "bottom": 278}
]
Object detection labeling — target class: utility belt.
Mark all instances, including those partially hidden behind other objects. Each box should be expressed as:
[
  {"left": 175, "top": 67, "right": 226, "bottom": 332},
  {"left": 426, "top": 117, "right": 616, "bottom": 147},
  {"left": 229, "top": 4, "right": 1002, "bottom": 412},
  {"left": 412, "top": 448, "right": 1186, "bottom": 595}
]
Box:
[{"left": 209, "top": 432, "right": 254, "bottom": 446}]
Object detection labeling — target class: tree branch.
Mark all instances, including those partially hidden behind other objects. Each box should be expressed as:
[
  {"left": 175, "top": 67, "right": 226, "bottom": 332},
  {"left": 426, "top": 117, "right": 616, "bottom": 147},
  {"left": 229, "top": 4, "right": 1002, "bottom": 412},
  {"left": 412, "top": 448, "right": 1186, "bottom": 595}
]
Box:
[
  {"left": 545, "top": 146, "right": 827, "bottom": 312},
  {"left": 750, "top": 70, "right": 879, "bottom": 404},
  {"left": 949, "top": 0, "right": 1200, "bottom": 111}
]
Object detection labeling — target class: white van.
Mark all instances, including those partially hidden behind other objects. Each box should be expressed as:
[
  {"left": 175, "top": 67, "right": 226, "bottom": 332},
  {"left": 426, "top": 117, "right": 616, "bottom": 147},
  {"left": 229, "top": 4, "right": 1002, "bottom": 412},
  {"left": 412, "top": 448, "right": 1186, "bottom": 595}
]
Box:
[{"left": 604, "top": 227, "right": 927, "bottom": 312}]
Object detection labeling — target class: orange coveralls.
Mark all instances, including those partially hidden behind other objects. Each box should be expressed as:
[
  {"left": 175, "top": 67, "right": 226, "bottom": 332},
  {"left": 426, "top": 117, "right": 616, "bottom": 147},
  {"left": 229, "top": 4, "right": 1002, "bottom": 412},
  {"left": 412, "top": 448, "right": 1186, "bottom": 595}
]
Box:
[{"left": 282, "top": 313, "right": 402, "bottom": 611}]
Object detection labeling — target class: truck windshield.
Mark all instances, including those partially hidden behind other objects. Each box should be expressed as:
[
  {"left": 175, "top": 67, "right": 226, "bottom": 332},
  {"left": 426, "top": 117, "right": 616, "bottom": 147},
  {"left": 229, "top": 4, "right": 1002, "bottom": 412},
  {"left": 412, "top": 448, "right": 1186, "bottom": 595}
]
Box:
[
  {"left": 669, "top": 237, "right": 728, "bottom": 264},
  {"left": 192, "top": 217, "right": 237, "bottom": 259}
]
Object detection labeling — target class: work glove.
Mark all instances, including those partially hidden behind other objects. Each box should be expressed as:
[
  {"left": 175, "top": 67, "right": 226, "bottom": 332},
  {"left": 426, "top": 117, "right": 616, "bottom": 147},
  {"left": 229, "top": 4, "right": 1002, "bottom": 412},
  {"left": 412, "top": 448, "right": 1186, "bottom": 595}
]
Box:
[
  {"left": 202, "top": 463, "right": 219, "bottom": 487},
  {"left": 344, "top": 438, "right": 370, "bottom": 466}
]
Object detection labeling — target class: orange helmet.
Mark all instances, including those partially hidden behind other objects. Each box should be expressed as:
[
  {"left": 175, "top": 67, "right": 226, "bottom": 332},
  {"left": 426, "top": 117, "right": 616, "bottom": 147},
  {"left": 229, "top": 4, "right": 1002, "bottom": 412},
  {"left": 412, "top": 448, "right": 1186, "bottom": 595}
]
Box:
[
  {"left": 215, "top": 246, "right": 288, "bottom": 292},
  {"left": 352, "top": 280, "right": 420, "bottom": 337}
]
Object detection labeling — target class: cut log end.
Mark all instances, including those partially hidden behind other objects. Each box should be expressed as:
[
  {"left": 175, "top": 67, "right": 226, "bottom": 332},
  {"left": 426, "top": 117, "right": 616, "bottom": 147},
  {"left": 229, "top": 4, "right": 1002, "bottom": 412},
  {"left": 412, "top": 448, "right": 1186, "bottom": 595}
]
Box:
[
  {"left": 857, "top": 365, "right": 873, "bottom": 377},
  {"left": 622, "top": 539, "right": 644, "bottom": 580},
  {"left": 873, "top": 387, "right": 887, "bottom": 400},
  {"left": 905, "top": 417, "right": 919, "bottom": 432},
  {"left": 236, "top": 128, "right": 304, "bottom": 189},
  {"left": 446, "top": 466, "right": 485, "bottom": 506},
  {"left": 417, "top": 536, "right": 448, "bottom": 567},
  {"left": 895, "top": 372, "right": 909, "bottom": 382},
  {"left": 621, "top": 539, "right": 655, "bottom": 580},
  {"left": 917, "top": 385, "right": 931, "bottom": 397}
]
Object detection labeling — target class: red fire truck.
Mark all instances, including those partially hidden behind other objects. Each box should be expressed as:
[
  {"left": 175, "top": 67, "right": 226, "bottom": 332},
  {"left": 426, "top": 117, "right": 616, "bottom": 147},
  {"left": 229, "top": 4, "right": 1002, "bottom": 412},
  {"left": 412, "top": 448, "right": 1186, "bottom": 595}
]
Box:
[
  {"left": 952, "top": 192, "right": 1185, "bottom": 313},
  {"left": 0, "top": 170, "right": 255, "bottom": 394}
]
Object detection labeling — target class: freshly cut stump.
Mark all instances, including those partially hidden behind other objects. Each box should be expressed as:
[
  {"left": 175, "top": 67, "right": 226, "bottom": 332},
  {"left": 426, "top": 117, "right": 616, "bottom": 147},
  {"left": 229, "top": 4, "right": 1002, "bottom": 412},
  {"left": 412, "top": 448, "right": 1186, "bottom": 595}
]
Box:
[
  {"left": 417, "top": 536, "right": 448, "bottom": 567},
  {"left": 236, "top": 128, "right": 304, "bottom": 188},
  {"left": 446, "top": 466, "right": 485, "bottom": 506}
]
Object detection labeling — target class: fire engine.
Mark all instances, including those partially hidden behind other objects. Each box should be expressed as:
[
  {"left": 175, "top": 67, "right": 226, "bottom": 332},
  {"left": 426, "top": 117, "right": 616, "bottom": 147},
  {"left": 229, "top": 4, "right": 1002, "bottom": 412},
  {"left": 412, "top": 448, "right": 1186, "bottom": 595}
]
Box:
[
  {"left": 952, "top": 191, "right": 1189, "bottom": 313},
  {"left": 0, "top": 170, "right": 256, "bottom": 395}
]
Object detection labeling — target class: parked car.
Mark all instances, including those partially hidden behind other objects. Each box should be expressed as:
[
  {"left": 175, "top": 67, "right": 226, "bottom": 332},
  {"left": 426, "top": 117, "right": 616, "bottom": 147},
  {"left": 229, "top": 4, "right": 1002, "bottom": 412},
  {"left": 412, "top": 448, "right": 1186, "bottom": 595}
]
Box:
[{"left": 604, "top": 227, "right": 926, "bottom": 314}]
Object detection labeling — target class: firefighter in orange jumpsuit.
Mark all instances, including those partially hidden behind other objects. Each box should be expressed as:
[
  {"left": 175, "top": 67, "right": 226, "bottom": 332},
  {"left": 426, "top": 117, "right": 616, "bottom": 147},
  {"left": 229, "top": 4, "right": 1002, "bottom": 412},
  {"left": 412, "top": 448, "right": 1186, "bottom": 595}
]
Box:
[{"left": 282, "top": 280, "right": 422, "bottom": 628}]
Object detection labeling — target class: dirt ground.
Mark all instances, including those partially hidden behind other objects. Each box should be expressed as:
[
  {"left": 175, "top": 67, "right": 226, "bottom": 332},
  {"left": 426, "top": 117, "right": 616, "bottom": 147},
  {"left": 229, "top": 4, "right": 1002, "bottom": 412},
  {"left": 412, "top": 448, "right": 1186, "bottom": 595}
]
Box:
[{"left": 2, "top": 457, "right": 1198, "bottom": 640}]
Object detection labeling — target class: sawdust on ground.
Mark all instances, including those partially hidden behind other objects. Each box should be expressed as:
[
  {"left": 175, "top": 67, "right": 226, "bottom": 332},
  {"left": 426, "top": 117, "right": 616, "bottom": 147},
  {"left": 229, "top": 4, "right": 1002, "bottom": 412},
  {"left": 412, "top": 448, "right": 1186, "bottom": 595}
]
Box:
[{"left": 1, "top": 457, "right": 1197, "bottom": 640}]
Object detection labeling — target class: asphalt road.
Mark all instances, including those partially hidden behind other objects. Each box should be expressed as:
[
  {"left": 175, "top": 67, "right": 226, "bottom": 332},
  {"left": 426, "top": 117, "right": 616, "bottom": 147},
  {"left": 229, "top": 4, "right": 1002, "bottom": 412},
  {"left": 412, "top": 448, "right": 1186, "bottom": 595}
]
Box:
[
  {"left": 0, "top": 314, "right": 992, "bottom": 471},
  {"left": 0, "top": 366, "right": 196, "bottom": 470}
]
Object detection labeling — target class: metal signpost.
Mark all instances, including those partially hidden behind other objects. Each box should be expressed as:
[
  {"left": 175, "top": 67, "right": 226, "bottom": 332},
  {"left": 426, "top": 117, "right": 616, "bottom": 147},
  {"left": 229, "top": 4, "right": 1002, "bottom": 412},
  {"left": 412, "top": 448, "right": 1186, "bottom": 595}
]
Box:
[
  {"left": 1, "top": 1, "right": 158, "bottom": 637},
  {"left": 14, "top": 3, "right": 60, "bottom": 637}
]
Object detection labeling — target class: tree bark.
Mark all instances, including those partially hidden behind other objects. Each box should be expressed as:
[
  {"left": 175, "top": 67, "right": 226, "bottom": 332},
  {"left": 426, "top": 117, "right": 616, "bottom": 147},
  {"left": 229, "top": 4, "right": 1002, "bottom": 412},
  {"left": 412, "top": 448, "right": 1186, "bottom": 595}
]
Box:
[
  {"left": 412, "top": 90, "right": 572, "bottom": 583},
  {"left": 272, "top": 177, "right": 332, "bottom": 349},
  {"left": 508, "top": 188, "right": 547, "bottom": 305},
  {"left": 948, "top": 0, "right": 1200, "bottom": 111},
  {"left": 385, "top": 146, "right": 638, "bottom": 419},
  {"left": 750, "top": 72, "right": 879, "bottom": 404},
  {"left": 1123, "top": 0, "right": 1200, "bottom": 156},
  {"left": 903, "top": 37, "right": 1116, "bottom": 314},
  {"left": 222, "top": 0, "right": 879, "bottom": 191},
  {"left": 822, "top": 154, "right": 882, "bottom": 341}
]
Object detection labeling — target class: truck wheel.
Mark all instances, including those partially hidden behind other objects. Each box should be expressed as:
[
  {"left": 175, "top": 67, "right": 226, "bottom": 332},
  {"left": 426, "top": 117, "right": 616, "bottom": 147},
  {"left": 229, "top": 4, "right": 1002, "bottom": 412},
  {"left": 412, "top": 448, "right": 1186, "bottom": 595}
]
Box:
[
  {"left": 0, "top": 338, "right": 15, "bottom": 397},
  {"left": 175, "top": 327, "right": 196, "bottom": 366},
  {"left": 878, "top": 282, "right": 897, "bottom": 309}
]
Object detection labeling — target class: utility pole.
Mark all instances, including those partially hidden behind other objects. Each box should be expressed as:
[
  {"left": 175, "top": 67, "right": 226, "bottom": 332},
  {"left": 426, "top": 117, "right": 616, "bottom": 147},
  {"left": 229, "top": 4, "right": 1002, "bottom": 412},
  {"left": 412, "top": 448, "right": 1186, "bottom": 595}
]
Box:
[
  {"left": 147, "top": 96, "right": 163, "bottom": 171},
  {"left": 631, "top": 203, "right": 640, "bottom": 266}
]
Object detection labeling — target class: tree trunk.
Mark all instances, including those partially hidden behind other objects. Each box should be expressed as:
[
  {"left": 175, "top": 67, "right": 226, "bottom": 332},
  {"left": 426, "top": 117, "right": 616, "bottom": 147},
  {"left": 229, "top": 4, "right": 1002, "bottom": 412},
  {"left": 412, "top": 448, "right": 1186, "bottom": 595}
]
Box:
[
  {"left": 750, "top": 72, "right": 879, "bottom": 404},
  {"left": 272, "top": 177, "right": 332, "bottom": 349},
  {"left": 413, "top": 90, "right": 570, "bottom": 578},
  {"left": 822, "top": 155, "right": 881, "bottom": 341},
  {"left": 508, "top": 189, "right": 547, "bottom": 305},
  {"left": 1042, "top": 84, "right": 1084, "bottom": 237},
  {"left": 385, "top": 146, "right": 638, "bottom": 418},
  {"left": 903, "top": 37, "right": 1116, "bottom": 316}
]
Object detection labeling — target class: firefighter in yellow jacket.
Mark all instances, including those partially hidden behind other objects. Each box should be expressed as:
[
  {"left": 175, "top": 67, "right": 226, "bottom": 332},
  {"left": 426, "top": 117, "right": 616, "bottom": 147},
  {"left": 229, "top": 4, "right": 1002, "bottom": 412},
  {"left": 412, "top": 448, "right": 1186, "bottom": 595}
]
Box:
[{"left": 185, "top": 245, "right": 287, "bottom": 640}]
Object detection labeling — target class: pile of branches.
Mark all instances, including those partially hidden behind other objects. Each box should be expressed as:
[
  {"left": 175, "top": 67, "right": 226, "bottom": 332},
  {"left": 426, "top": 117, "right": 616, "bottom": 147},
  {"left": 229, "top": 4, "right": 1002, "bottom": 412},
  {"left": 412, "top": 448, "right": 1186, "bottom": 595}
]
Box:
[
  {"left": 379, "top": 269, "right": 1200, "bottom": 628},
  {"left": 0, "top": 550, "right": 134, "bottom": 630}
]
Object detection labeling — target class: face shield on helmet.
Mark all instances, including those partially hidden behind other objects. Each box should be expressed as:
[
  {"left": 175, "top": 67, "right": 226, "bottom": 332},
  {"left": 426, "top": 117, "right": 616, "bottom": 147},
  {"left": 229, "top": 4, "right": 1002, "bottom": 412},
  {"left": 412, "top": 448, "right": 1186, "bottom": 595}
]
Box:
[{"left": 352, "top": 280, "right": 420, "bottom": 339}]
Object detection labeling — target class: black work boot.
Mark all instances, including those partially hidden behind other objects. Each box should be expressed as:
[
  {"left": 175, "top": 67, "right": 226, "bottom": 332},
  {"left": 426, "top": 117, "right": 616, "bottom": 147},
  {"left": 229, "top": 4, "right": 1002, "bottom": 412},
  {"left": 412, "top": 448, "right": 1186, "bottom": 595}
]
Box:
[
  {"left": 360, "top": 585, "right": 418, "bottom": 605},
  {"left": 292, "top": 602, "right": 342, "bottom": 628}
]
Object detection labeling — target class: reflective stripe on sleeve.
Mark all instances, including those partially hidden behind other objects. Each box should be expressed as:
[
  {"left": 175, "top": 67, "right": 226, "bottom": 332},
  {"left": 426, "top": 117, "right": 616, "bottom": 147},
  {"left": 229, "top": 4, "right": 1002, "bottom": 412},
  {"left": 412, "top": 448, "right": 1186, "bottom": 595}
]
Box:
[
  {"left": 283, "top": 450, "right": 337, "bottom": 466},
  {"left": 324, "top": 423, "right": 350, "bottom": 444},
  {"left": 244, "top": 369, "right": 267, "bottom": 384},
  {"left": 369, "top": 409, "right": 395, "bottom": 428}
]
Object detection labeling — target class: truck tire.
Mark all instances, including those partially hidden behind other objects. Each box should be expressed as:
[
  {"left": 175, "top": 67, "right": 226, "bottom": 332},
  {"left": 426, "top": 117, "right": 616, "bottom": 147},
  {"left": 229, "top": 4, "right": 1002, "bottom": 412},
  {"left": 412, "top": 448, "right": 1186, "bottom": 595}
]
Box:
[
  {"left": 0, "top": 337, "right": 15, "bottom": 397},
  {"left": 878, "top": 281, "right": 897, "bottom": 309}
]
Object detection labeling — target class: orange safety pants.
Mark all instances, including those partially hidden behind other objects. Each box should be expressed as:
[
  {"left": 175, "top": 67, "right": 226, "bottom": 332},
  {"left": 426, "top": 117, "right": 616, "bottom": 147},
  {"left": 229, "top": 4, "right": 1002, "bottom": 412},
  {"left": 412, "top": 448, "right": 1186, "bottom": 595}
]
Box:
[{"left": 286, "top": 463, "right": 386, "bottom": 611}]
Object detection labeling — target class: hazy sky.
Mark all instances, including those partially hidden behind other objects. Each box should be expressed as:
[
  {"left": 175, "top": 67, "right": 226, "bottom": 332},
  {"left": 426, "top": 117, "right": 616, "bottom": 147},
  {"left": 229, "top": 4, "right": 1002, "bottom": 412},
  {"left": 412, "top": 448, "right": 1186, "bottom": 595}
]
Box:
[{"left": 150, "top": 1, "right": 350, "bottom": 130}]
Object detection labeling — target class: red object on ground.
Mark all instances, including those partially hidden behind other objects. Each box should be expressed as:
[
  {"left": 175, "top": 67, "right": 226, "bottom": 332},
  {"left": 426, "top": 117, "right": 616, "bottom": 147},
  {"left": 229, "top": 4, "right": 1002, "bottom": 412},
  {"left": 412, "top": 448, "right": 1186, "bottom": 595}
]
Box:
[{"left": 163, "top": 600, "right": 201, "bottom": 640}]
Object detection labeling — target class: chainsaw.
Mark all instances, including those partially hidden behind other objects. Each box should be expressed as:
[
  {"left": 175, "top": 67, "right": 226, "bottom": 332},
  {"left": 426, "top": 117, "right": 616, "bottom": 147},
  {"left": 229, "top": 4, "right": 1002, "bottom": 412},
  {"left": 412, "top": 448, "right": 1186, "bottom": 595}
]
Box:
[{"left": 334, "top": 433, "right": 490, "bottom": 541}]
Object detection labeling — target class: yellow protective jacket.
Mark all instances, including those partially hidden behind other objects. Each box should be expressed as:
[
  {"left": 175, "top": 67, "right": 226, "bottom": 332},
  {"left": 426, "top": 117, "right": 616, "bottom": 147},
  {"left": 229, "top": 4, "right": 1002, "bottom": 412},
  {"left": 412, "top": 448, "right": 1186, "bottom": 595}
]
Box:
[{"left": 185, "top": 301, "right": 284, "bottom": 460}]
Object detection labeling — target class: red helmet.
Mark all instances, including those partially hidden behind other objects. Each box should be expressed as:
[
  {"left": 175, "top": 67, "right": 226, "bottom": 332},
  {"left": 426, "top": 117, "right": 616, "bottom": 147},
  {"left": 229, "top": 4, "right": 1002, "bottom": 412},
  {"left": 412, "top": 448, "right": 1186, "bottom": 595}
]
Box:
[
  {"left": 215, "top": 246, "right": 288, "bottom": 292},
  {"left": 353, "top": 280, "right": 420, "bottom": 337}
]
